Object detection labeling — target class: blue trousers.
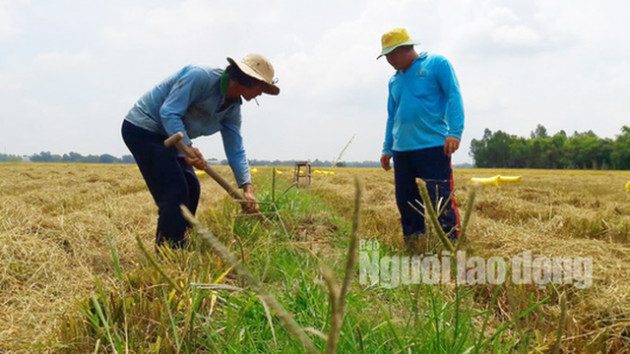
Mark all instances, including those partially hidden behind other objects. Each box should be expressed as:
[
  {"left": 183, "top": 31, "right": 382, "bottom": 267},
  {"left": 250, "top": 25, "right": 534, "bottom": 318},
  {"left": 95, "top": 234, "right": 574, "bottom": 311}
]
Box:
[
  {"left": 121, "top": 120, "right": 200, "bottom": 248},
  {"left": 393, "top": 147, "right": 460, "bottom": 240}
]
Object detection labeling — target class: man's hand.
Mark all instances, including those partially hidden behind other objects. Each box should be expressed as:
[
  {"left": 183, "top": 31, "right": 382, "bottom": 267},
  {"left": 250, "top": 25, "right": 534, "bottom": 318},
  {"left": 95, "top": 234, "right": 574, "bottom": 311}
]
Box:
[
  {"left": 444, "top": 136, "right": 461, "bottom": 156},
  {"left": 380, "top": 154, "right": 392, "bottom": 171},
  {"left": 241, "top": 183, "right": 260, "bottom": 214},
  {"left": 184, "top": 146, "right": 207, "bottom": 170}
]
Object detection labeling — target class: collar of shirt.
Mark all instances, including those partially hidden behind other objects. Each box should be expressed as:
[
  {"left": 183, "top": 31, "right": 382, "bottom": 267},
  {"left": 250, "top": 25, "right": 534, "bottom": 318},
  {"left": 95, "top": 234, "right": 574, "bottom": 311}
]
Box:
[
  {"left": 396, "top": 52, "right": 429, "bottom": 76},
  {"left": 219, "top": 70, "right": 242, "bottom": 110},
  {"left": 220, "top": 70, "right": 230, "bottom": 96}
]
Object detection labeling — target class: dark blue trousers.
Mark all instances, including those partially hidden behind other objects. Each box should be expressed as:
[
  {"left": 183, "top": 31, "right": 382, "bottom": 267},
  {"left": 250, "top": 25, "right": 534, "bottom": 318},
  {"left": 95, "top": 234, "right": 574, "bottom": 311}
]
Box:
[
  {"left": 393, "top": 147, "right": 460, "bottom": 240},
  {"left": 121, "top": 120, "right": 200, "bottom": 248}
]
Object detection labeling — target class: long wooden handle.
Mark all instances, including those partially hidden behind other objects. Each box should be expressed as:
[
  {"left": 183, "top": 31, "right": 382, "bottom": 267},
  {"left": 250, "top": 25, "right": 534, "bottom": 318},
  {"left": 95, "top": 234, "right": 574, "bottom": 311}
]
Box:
[{"left": 164, "top": 132, "right": 244, "bottom": 201}]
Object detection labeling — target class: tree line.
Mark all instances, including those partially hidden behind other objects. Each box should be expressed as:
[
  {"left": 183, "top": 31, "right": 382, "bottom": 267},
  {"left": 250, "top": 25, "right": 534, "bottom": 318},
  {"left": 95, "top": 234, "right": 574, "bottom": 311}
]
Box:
[
  {"left": 245, "top": 159, "right": 380, "bottom": 168},
  {"left": 0, "top": 152, "right": 383, "bottom": 167},
  {"left": 0, "top": 154, "right": 23, "bottom": 162},
  {"left": 0, "top": 151, "right": 137, "bottom": 164},
  {"left": 470, "top": 125, "right": 630, "bottom": 169}
]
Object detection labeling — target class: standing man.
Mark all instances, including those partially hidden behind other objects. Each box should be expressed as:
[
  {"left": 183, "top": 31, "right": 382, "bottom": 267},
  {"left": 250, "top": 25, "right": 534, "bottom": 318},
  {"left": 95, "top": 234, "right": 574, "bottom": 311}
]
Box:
[
  {"left": 122, "top": 54, "right": 279, "bottom": 248},
  {"left": 378, "top": 28, "right": 464, "bottom": 244}
]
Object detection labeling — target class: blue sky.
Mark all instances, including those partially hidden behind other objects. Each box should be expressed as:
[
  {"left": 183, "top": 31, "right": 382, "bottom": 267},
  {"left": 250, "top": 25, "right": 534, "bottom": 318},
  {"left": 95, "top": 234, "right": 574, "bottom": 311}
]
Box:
[{"left": 1, "top": 0, "right": 629, "bottom": 164}]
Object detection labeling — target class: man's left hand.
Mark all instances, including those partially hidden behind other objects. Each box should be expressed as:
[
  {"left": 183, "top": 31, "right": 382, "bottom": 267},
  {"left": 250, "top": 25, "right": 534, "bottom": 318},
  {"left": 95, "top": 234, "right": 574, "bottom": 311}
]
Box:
[
  {"left": 241, "top": 184, "right": 260, "bottom": 214},
  {"left": 444, "top": 136, "right": 461, "bottom": 156}
]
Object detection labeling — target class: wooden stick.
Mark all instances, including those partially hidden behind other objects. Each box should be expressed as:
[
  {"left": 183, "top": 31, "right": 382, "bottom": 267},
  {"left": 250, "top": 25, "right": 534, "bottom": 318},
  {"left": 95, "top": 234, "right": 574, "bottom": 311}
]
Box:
[{"left": 164, "top": 132, "right": 244, "bottom": 201}]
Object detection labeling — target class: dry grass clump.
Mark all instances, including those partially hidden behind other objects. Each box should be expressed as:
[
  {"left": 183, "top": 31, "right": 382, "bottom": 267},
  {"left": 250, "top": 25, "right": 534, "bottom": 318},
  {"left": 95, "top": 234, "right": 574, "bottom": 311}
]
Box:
[
  {"left": 56, "top": 167, "right": 361, "bottom": 353},
  {"left": 0, "top": 163, "right": 227, "bottom": 350},
  {"left": 309, "top": 168, "right": 401, "bottom": 244},
  {"left": 462, "top": 170, "right": 630, "bottom": 244},
  {"left": 57, "top": 243, "right": 229, "bottom": 352},
  {"left": 455, "top": 170, "right": 628, "bottom": 351},
  {"left": 314, "top": 167, "right": 629, "bottom": 351}
]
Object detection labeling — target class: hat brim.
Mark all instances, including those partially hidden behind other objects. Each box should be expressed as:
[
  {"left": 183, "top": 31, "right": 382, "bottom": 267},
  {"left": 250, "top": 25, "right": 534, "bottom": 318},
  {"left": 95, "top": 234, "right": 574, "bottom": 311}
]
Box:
[
  {"left": 227, "top": 57, "right": 280, "bottom": 95},
  {"left": 376, "top": 40, "right": 421, "bottom": 59}
]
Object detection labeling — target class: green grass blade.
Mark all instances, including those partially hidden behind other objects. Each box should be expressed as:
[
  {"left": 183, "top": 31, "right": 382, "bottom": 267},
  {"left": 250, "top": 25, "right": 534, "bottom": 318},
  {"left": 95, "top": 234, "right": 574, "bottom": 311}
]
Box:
[
  {"left": 161, "top": 288, "right": 182, "bottom": 351},
  {"left": 379, "top": 303, "right": 405, "bottom": 351},
  {"left": 135, "top": 236, "right": 184, "bottom": 293},
  {"left": 90, "top": 295, "right": 116, "bottom": 351},
  {"left": 107, "top": 237, "right": 123, "bottom": 282},
  {"left": 474, "top": 285, "right": 501, "bottom": 352},
  {"left": 479, "top": 296, "right": 549, "bottom": 349}
]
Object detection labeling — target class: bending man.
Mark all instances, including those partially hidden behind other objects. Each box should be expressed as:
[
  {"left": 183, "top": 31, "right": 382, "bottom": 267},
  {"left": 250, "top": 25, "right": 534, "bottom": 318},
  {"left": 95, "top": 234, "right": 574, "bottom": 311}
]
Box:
[{"left": 122, "top": 54, "right": 279, "bottom": 248}]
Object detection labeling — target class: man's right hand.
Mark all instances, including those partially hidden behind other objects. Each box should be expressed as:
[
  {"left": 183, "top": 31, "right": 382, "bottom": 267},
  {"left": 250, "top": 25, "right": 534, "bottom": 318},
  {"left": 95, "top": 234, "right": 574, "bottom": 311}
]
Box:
[
  {"left": 241, "top": 183, "right": 260, "bottom": 214},
  {"left": 184, "top": 146, "right": 207, "bottom": 170},
  {"left": 380, "top": 154, "right": 392, "bottom": 171}
]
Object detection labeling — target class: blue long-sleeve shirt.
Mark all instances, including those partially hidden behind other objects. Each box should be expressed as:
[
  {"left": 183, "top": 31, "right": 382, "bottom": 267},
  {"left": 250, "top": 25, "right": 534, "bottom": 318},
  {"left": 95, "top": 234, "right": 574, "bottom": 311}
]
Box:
[
  {"left": 382, "top": 52, "right": 464, "bottom": 156},
  {"left": 125, "top": 65, "right": 251, "bottom": 187}
]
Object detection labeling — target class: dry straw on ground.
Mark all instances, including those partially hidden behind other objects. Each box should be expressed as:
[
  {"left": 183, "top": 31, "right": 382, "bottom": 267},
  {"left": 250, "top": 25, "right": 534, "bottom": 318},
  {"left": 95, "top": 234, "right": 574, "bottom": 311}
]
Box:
[
  {"left": 311, "top": 168, "right": 630, "bottom": 351},
  {"left": 0, "top": 164, "right": 628, "bottom": 351}
]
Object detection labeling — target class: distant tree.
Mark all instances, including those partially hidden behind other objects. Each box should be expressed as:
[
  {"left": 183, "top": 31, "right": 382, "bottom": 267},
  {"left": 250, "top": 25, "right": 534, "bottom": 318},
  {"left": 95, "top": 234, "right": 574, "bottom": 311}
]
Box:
[
  {"left": 30, "top": 151, "right": 61, "bottom": 162},
  {"left": 470, "top": 125, "right": 626, "bottom": 170},
  {"left": 121, "top": 155, "right": 135, "bottom": 164},
  {"left": 611, "top": 126, "right": 630, "bottom": 169},
  {"left": 30, "top": 151, "right": 49, "bottom": 162},
  {"left": 469, "top": 129, "right": 493, "bottom": 167},
  {"left": 528, "top": 138, "right": 543, "bottom": 168},
  {"left": 61, "top": 152, "right": 84, "bottom": 162},
  {"left": 470, "top": 129, "right": 514, "bottom": 167},
  {"left": 0, "top": 153, "right": 22, "bottom": 162},
  {"left": 530, "top": 124, "right": 549, "bottom": 139},
  {"left": 566, "top": 131, "right": 610, "bottom": 169},
  {"left": 508, "top": 137, "right": 530, "bottom": 168},
  {"left": 549, "top": 131, "right": 568, "bottom": 168},
  {"left": 98, "top": 154, "right": 118, "bottom": 163},
  {"left": 83, "top": 155, "right": 100, "bottom": 163},
  {"left": 345, "top": 160, "right": 381, "bottom": 168}
]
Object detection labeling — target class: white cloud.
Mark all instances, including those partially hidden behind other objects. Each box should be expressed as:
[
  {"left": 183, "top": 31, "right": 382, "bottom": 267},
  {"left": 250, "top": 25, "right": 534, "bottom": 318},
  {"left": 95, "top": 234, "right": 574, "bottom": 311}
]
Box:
[
  {"left": 0, "top": 5, "right": 19, "bottom": 41},
  {"left": 32, "top": 50, "right": 92, "bottom": 68},
  {"left": 101, "top": 0, "right": 286, "bottom": 53},
  {"left": 492, "top": 24, "right": 540, "bottom": 47}
]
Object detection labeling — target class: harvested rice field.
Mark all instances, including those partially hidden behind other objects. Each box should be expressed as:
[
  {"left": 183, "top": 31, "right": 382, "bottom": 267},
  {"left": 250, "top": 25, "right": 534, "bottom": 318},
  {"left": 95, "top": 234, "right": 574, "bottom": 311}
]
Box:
[{"left": 0, "top": 163, "right": 628, "bottom": 352}]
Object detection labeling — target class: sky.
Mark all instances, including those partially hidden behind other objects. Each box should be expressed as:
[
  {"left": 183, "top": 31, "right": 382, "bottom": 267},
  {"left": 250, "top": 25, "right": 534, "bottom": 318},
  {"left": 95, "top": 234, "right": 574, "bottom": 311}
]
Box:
[{"left": 1, "top": 0, "right": 629, "bottom": 164}]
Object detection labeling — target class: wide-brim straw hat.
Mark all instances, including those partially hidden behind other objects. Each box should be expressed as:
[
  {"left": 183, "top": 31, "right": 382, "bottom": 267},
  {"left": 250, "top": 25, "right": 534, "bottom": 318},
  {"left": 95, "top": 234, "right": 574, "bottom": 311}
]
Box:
[
  {"left": 227, "top": 54, "right": 280, "bottom": 95},
  {"left": 377, "top": 28, "right": 421, "bottom": 59}
]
